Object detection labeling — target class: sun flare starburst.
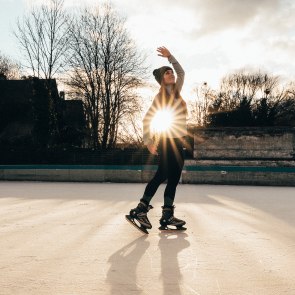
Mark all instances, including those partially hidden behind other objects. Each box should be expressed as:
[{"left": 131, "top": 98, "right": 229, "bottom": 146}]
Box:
[{"left": 151, "top": 109, "right": 173, "bottom": 133}]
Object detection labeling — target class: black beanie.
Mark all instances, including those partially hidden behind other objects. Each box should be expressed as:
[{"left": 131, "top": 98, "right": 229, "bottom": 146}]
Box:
[{"left": 153, "top": 66, "right": 173, "bottom": 85}]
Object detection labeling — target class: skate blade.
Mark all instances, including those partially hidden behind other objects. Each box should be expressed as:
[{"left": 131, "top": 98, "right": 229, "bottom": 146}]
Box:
[
  {"left": 125, "top": 215, "right": 149, "bottom": 234},
  {"left": 159, "top": 225, "right": 187, "bottom": 232}
]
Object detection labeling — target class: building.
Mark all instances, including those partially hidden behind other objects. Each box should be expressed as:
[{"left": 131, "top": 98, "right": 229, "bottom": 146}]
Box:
[{"left": 0, "top": 78, "right": 85, "bottom": 148}]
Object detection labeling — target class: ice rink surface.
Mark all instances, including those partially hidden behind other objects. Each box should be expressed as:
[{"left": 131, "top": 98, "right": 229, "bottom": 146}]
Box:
[{"left": 0, "top": 181, "right": 295, "bottom": 295}]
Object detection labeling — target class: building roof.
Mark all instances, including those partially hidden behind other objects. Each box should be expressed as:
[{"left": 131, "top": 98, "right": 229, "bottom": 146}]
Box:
[{"left": 0, "top": 78, "right": 59, "bottom": 103}]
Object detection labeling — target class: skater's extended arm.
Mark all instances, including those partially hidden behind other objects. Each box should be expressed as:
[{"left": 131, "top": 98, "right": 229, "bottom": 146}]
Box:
[
  {"left": 157, "top": 46, "right": 185, "bottom": 92},
  {"left": 143, "top": 47, "right": 185, "bottom": 154}
]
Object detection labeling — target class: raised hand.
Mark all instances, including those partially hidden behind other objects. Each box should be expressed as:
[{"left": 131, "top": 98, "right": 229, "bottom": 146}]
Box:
[{"left": 157, "top": 46, "right": 171, "bottom": 58}]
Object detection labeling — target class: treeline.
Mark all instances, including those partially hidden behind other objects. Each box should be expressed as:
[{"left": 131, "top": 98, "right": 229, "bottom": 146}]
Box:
[{"left": 189, "top": 71, "right": 295, "bottom": 127}]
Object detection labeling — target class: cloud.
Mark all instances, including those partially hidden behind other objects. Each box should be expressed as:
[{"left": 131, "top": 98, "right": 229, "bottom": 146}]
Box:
[
  {"left": 126, "top": 0, "right": 281, "bottom": 35},
  {"left": 20, "top": 0, "right": 295, "bottom": 87},
  {"left": 270, "top": 37, "right": 295, "bottom": 52},
  {"left": 186, "top": 0, "right": 280, "bottom": 36}
]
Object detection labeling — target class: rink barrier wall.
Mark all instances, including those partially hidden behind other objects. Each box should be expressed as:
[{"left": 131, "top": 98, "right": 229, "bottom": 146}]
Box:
[
  {"left": 1, "top": 164, "right": 295, "bottom": 186},
  {"left": 192, "top": 127, "right": 295, "bottom": 160}
]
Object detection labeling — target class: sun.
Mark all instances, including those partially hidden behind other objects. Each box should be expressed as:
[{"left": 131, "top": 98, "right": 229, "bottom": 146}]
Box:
[{"left": 150, "top": 108, "right": 173, "bottom": 133}]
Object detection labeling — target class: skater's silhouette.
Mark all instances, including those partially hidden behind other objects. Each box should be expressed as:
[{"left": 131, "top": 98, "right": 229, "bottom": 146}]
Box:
[
  {"left": 127, "top": 46, "right": 188, "bottom": 232},
  {"left": 159, "top": 232, "right": 190, "bottom": 294},
  {"left": 106, "top": 236, "right": 150, "bottom": 294}
]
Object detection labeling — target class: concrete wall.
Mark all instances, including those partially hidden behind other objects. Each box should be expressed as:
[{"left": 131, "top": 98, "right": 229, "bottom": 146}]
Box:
[
  {"left": 1, "top": 162, "right": 295, "bottom": 186},
  {"left": 183, "top": 160, "right": 295, "bottom": 186},
  {"left": 193, "top": 127, "right": 295, "bottom": 160},
  {"left": 183, "top": 127, "right": 295, "bottom": 185},
  {"left": 0, "top": 165, "right": 156, "bottom": 183},
  {"left": 1, "top": 127, "right": 295, "bottom": 186}
]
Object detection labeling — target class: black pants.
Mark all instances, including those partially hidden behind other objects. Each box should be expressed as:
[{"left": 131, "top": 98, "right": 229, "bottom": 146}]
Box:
[{"left": 143, "top": 137, "right": 185, "bottom": 206}]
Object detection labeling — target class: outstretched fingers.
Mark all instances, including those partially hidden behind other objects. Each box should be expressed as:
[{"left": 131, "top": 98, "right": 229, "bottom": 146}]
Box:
[{"left": 157, "top": 46, "right": 171, "bottom": 58}]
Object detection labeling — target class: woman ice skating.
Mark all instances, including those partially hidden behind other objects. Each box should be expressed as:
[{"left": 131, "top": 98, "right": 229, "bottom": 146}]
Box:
[{"left": 126, "top": 46, "right": 187, "bottom": 233}]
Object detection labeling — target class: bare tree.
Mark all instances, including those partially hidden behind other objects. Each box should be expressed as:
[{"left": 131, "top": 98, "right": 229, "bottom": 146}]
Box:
[
  {"left": 67, "top": 4, "right": 146, "bottom": 149},
  {"left": 188, "top": 82, "right": 216, "bottom": 126},
  {"left": 270, "top": 82, "right": 295, "bottom": 126},
  {"left": 117, "top": 105, "right": 144, "bottom": 148},
  {"left": 217, "top": 71, "right": 280, "bottom": 112},
  {"left": 0, "top": 52, "right": 21, "bottom": 79},
  {"left": 207, "top": 70, "right": 295, "bottom": 126},
  {"left": 15, "top": 0, "right": 70, "bottom": 79}
]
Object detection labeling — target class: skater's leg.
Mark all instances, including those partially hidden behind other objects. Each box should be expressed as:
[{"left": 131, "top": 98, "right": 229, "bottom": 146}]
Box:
[
  {"left": 127, "top": 138, "right": 167, "bottom": 231},
  {"left": 142, "top": 167, "right": 167, "bottom": 204},
  {"left": 163, "top": 138, "right": 184, "bottom": 207},
  {"left": 163, "top": 167, "right": 182, "bottom": 206},
  {"left": 141, "top": 138, "right": 168, "bottom": 205},
  {"left": 127, "top": 159, "right": 166, "bottom": 231},
  {"left": 159, "top": 138, "right": 186, "bottom": 230}
]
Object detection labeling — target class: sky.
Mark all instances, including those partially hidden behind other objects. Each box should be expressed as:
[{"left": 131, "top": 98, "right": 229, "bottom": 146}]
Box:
[{"left": 1, "top": 0, "right": 295, "bottom": 100}]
